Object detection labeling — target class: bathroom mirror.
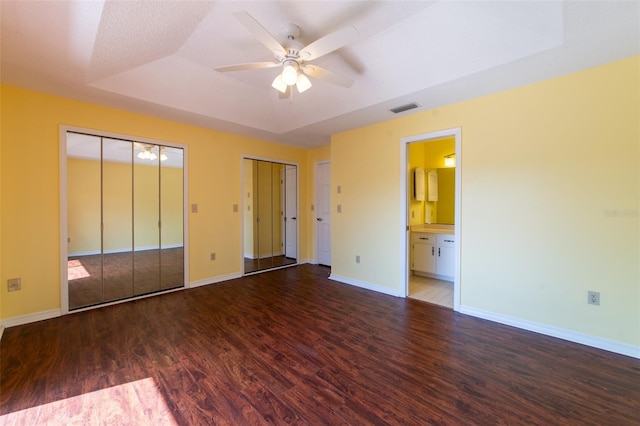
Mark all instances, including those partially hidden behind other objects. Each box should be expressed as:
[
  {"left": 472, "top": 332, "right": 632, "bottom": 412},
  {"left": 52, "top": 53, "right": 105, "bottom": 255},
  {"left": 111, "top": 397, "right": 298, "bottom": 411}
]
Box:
[
  {"left": 243, "top": 159, "right": 298, "bottom": 273},
  {"left": 435, "top": 167, "right": 455, "bottom": 224}
]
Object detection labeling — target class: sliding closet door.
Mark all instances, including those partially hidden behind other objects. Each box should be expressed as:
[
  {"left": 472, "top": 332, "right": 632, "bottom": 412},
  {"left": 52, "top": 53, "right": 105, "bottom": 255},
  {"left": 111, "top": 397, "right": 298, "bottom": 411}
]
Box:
[
  {"left": 243, "top": 158, "right": 297, "bottom": 274},
  {"left": 133, "top": 148, "right": 161, "bottom": 296},
  {"left": 102, "top": 138, "right": 134, "bottom": 302},
  {"left": 67, "top": 135, "right": 103, "bottom": 309},
  {"left": 160, "top": 147, "right": 184, "bottom": 290},
  {"left": 66, "top": 131, "right": 185, "bottom": 311}
]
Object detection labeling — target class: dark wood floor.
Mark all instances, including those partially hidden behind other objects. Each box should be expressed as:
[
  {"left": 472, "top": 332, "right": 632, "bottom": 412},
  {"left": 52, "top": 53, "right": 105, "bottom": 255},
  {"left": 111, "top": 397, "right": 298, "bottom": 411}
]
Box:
[{"left": 1, "top": 265, "right": 638, "bottom": 424}]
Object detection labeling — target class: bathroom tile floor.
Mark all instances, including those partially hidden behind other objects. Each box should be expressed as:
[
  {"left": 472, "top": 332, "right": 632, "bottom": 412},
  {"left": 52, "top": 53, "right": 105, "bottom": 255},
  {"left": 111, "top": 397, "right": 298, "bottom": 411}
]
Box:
[{"left": 409, "top": 274, "right": 453, "bottom": 308}]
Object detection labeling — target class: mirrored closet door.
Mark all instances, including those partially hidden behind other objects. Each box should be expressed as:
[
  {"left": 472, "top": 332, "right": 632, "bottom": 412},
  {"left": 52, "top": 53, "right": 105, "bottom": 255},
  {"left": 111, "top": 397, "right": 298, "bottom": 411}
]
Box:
[
  {"left": 243, "top": 159, "right": 297, "bottom": 273},
  {"left": 65, "top": 132, "right": 184, "bottom": 310}
]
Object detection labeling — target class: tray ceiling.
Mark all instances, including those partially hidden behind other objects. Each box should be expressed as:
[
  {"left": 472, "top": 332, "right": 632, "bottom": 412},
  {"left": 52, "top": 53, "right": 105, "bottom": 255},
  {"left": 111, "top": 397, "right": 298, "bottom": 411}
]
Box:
[{"left": 1, "top": 1, "right": 638, "bottom": 148}]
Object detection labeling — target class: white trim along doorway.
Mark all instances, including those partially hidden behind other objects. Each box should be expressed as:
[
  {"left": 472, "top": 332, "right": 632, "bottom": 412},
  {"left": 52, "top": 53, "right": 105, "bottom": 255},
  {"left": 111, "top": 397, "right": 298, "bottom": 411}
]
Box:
[{"left": 400, "top": 128, "right": 461, "bottom": 311}]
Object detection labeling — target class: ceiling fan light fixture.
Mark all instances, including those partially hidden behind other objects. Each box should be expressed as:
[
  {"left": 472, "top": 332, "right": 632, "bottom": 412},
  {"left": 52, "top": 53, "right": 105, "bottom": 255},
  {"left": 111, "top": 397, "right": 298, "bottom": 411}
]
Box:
[
  {"left": 271, "top": 74, "right": 287, "bottom": 93},
  {"left": 138, "top": 150, "right": 157, "bottom": 161},
  {"left": 296, "top": 73, "right": 312, "bottom": 93},
  {"left": 282, "top": 61, "right": 299, "bottom": 86}
]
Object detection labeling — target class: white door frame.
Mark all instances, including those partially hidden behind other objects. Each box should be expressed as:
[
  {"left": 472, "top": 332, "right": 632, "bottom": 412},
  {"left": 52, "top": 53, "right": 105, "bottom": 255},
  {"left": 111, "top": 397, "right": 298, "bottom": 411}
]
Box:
[{"left": 400, "top": 128, "right": 461, "bottom": 311}]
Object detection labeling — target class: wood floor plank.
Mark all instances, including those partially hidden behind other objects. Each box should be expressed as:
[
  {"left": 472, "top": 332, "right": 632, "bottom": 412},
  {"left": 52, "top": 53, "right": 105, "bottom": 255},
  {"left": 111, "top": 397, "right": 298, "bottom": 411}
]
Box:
[{"left": 1, "top": 265, "right": 638, "bottom": 425}]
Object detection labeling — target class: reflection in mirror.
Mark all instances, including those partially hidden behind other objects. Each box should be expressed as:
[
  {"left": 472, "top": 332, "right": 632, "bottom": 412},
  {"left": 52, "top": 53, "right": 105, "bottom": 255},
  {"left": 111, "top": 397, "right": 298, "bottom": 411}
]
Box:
[
  {"left": 160, "top": 147, "right": 184, "bottom": 290},
  {"left": 67, "top": 135, "right": 102, "bottom": 308},
  {"left": 66, "top": 132, "right": 184, "bottom": 310},
  {"left": 436, "top": 167, "right": 455, "bottom": 224},
  {"left": 243, "top": 159, "right": 297, "bottom": 273},
  {"left": 133, "top": 146, "right": 160, "bottom": 296},
  {"left": 103, "top": 138, "right": 134, "bottom": 302}
]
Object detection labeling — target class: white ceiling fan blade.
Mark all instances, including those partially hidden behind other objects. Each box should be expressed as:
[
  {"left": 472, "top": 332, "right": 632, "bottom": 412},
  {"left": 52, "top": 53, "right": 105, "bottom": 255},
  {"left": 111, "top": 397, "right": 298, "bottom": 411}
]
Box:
[
  {"left": 215, "top": 62, "right": 280, "bottom": 72},
  {"left": 233, "top": 11, "right": 286, "bottom": 58},
  {"left": 300, "top": 26, "right": 359, "bottom": 61},
  {"left": 301, "top": 65, "right": 354, "bottom": 88}
]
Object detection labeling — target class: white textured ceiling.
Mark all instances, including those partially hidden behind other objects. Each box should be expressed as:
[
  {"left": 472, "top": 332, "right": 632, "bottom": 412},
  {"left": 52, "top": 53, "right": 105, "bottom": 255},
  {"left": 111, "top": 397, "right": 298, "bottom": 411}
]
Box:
[{"left": 2, "top": 1, "right": 638, "bottom": 148}]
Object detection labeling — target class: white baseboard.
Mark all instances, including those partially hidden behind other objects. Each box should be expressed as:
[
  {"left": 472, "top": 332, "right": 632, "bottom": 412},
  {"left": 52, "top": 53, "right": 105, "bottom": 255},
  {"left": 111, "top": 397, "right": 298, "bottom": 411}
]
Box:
[
  {"left": 189, "top": 272, "right": 243, "bottom": 289},
  {"left": 329, "top": 274, "right": 403, "bottom": 297},
  {"left": 1, "top": 309, "right": 61, "bottom": 328},
  {"left": 459, "top": 305, "right": 640, "bottom": 359}
]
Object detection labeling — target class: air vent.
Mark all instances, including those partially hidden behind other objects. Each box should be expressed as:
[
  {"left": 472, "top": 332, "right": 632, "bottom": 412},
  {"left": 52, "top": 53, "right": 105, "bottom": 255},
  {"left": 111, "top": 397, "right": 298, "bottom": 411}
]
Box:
[{"left": 390, "top": 102, "right": 419, "bottom": 114}]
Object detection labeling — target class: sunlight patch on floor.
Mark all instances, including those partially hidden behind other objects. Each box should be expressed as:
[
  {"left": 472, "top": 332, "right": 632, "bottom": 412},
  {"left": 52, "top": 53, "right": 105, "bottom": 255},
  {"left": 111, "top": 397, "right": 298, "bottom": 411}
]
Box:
[
  {"left": 0, "top": 377, "right": 177, "bottom": 425},
  {"left": 67, "top": 259, "right": 91, "bottom": 280}
]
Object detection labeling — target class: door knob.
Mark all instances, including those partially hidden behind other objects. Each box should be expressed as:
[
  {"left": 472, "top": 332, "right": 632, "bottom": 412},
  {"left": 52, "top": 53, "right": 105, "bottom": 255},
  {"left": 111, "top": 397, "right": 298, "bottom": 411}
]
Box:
[
  {"left": 292, "top": 217, "right": 297, "bottom": 220},
  {"left": 317, "top": 218, "right": 322, "bottom": 221}
]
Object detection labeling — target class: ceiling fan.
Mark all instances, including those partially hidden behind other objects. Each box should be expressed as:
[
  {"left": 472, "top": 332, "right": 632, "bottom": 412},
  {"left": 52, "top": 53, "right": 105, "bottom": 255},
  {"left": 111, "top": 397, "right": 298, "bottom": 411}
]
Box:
[{"left": 215, "top": 11, "right": 359, "bottom": 97}]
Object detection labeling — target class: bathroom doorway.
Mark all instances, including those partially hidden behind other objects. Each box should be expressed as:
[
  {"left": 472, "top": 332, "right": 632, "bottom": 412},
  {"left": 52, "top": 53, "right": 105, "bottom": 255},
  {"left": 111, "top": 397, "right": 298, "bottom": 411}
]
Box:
[{"left": 401, "top": 128, "right": 461, "bottom": 310}]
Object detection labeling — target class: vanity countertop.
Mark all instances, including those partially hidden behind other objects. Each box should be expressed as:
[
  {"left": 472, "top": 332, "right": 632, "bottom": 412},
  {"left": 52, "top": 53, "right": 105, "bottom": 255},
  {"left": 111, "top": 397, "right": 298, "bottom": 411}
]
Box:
[{"left": 411, "top": 225, "right": 454, "bottom": 235}]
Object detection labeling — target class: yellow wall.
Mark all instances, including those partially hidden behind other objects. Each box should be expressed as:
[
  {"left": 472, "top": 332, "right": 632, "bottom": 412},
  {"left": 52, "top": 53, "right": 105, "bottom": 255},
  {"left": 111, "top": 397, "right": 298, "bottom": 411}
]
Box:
[
  {"left": 0, "top": 85, "right": 309, "bottom": 319},
  {"left": 408, "top": 142, "right": 426, "bottom": 225},
  {"left": 332, "top": 56, "right": 639, "bottom": 347}
]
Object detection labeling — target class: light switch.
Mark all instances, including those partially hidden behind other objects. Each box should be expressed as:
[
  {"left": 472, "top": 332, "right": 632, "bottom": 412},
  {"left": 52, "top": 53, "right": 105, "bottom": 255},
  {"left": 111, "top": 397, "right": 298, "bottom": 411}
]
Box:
[
  {"left": 337, "top": 204, "right": 342, "bottom": 213},
  {"left": 191, "top": 204, "right": 198, "bottom": 213},
  {"left": 233, "top": 204, "right": 238, "bottom": 212},
  {"left": 337, "top": 185, "right": 342, "bottom": 194}
]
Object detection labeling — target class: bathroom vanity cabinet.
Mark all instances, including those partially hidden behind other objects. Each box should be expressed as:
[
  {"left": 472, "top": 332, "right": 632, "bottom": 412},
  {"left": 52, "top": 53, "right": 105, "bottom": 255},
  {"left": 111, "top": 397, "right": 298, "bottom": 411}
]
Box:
[{"left": 411, "top": 232, "right": 455, "bottom": 281}]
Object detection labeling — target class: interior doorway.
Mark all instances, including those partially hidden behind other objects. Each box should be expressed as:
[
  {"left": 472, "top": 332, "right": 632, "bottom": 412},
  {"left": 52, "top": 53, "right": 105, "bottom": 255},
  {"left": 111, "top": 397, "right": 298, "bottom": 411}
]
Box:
[{"left": 401, "top": 128, "right": 461, "bottom": 311}]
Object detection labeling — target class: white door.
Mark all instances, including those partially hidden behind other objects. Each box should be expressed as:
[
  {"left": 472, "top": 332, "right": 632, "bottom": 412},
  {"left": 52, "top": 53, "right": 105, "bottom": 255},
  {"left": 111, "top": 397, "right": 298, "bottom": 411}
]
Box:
[
  {"left": 285, "top": 166, "right": 297, "bottom": 258},
  {"left": 316, "top": 162, "right": 331, "bottom": 266}
]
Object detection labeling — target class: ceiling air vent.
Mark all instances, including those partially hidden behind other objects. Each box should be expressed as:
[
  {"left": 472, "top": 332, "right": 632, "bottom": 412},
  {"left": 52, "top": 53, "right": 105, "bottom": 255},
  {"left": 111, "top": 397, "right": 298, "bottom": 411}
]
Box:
[{"left": 389, "top": 102, "right": 419, "bottom": 114}]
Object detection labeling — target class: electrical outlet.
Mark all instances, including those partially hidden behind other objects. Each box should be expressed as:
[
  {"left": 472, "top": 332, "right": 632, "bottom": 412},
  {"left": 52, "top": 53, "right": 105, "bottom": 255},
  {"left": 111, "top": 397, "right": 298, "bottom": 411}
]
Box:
[
  {"left": 337, "top": 185, "right": 341, "bottom": 194},
  {"left": 233, "top": 204, "right": 238, "bottom": 212},
  {"left": 587, "top": 291, "right": 600, "bottom": 306},
  {"left": 356, "top": 255, "right": 360, "bottom": 264},
  {"left": 210, "top": 253, "right": 216, "bottom": 261},
  {"left": 191, "top": 203, "right": 198, "bottom": 213},
  {"left": 337, "top": 204, "right": 342, "bottom": 213},
  {"left": 8, "top": 278, "right": 21, "bottom": 292}
]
